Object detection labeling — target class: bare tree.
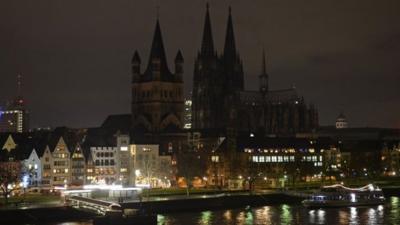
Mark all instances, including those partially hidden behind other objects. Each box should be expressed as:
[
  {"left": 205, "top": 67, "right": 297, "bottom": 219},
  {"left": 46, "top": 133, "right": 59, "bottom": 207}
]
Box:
[{"left": 0, "top": 162, "right": 22, "bottom": 205}]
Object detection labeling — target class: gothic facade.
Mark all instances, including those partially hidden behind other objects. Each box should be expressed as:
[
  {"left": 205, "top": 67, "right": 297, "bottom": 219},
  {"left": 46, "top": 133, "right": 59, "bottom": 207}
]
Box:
[
  {"left": 192, "top": 5, "right": 318, "bottom": 136},
  {"left": 131, "top": 19, "right": 184, "bottom": 135}
]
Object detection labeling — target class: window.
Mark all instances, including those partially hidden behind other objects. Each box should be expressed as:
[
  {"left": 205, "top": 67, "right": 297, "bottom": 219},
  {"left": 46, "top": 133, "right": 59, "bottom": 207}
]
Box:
[
  {"left": 266, "top": 156, "right": 271, "bottom": 162},
  {"left": 252, "top": 156, "right": 258, "bottom": 162},
  {"left": 110, "top": 160, "right": 115, "bottom": 165},
  {"left": 259, "top": 156, "right": 265, "bottom": 162},
  {"left": 290, "top": 156, "right": 295, "bottom": 162},
  {"left": 211, "top": 156, "right": 219, "bottom": 162},
  {"left": 283, "top": 156, "right": 289, "bottom": 162},
  {"left": 271, "top": 156, "right": 277, "bottom": 162},
  {"left": 120, "top": 168, "right": 127, "bottom": 172},
  {"left": 95, "top": 160, "right": 100, "bottom": 166},
  {"left": 277, "top": 156, "right": 283, "bottom": 162}
]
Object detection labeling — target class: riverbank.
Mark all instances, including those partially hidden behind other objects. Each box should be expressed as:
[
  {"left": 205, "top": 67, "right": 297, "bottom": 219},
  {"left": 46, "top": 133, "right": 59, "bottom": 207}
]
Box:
[{"left": 0, "top": 206, "right": 95, "bottom": 224}]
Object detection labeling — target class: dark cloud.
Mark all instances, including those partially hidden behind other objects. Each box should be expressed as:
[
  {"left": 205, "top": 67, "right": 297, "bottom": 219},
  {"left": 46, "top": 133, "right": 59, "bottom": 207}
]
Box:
[{"left": 0, "top": 0, "right": 399, "bottom": 128}]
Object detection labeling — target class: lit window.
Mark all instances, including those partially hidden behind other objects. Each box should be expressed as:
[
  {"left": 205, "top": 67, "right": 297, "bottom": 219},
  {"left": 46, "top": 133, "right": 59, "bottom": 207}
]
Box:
[
  {"left": 252, "top": 156, "right": 258, "bottom": 162},
  {"left": 120, "top": 146, "right": 128, "bottom": 151},
  {"left": 271, "top": 156, "right": 277, "bottom": 162},
  {"left": 266, "top": 156, "right": 271, "bottom": 162},
  {"left": 120, "top": 168, "right": 128, "bottom": 172},
  {"left": 283, "top": 156, "right": 289, "bottom": 162},
  {"left": 259, "top": 156, "right": 265, "bottom": 162}
]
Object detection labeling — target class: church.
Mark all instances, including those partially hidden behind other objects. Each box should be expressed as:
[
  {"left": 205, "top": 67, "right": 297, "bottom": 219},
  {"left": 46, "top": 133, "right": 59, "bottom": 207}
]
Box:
[{"left": 192, "top": 4, "right": 319, "bottom": 136}]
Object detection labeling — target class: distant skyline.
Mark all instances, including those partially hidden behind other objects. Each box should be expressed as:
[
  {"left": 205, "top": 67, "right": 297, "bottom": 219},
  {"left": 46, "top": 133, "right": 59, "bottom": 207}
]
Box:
[{"left": 0, "top": 0, "right": 399, "bottom": 129}]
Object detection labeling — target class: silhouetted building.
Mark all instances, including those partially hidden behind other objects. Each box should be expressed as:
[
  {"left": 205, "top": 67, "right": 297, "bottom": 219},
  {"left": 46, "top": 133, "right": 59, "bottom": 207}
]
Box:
[
  {"left": 192, "top": 5, "right": 318, "bottom": 136},
  {"left": 0, "top": 75, "right": 29, "bottom": 133},
  {"left": 336, "top": 113, "right": 348, "bottom": 129},
  {"left": 131, "top": 18, "right": 184, "bottom": 135}
]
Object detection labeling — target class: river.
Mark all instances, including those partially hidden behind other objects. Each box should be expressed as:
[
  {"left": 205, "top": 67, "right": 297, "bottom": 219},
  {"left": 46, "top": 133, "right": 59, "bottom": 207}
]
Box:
[{"left": 48, "top": 196, "right": 400, "bottom": 225}]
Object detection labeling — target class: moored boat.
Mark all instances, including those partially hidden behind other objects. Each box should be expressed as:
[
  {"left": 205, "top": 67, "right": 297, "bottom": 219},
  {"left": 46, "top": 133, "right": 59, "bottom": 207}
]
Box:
[{"left": 302, "top": 184, "right": 385, "bottom": 208}]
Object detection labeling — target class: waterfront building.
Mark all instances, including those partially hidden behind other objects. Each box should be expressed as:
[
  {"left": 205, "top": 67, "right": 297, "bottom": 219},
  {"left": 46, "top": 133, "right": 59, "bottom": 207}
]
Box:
[
  {"left": 85, "top": 150, "right": 95, "bottom": 184},
  {"left": 131, "top": 144, "right": 172, "bottom": 188},
  {"left": 40, "top": 146, "right": 53, "bottom": 187},
  {"left": 51, "top": 137, "right": 71, "bottom": 187},
  {"left": 70, "top": 143, "right": 85, "bottom": 186},
  {"left": 23, "top": 149, "right": 42, "bottom": 187},
  {"left": 381, "top": 142, "right": 400, "bottom": 176},
  {"left": 116, "top": 133, "right": 133, "bottom": 185},
  {"left": 90, "top": 146, "right": 118, "bottom": 184}
]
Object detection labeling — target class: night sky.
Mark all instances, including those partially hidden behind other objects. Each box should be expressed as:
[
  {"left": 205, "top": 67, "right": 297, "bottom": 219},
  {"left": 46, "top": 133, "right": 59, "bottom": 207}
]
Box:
[{"left": 0, "top": 0, "right": 399, "bottom": 129}]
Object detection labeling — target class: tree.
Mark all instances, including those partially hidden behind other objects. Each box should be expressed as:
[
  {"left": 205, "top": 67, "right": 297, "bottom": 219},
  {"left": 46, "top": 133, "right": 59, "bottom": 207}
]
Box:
[
  {"left": 176, "top": 151, "right": 205, "bottom": 196},
  {"left": 0, "top": 161, "right": 22, "bottom": 204}
]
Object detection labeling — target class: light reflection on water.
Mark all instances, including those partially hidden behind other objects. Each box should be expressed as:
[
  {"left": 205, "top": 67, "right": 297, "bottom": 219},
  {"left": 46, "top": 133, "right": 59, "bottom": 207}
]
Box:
[
  {"left": 157, "top": 197, "right": 400, "bottom": 225},
  {"left": 46, "top": 197, "right": 400, "bottom": 225}
]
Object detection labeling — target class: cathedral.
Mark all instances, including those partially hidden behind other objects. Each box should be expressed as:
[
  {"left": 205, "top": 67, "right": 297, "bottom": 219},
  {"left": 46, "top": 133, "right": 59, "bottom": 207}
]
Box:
[
  {"left": 192, "top": 5, "right": 318, "bottom": 136},
  {"left": 131, "top": 19, "right": 184, "bottom": 136}
]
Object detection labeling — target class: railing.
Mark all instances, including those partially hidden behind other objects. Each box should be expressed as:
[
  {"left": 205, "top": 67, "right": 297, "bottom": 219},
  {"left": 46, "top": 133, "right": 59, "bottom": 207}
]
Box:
[{"left": 67, "top": 196, "right": 121, "bottom": 215}]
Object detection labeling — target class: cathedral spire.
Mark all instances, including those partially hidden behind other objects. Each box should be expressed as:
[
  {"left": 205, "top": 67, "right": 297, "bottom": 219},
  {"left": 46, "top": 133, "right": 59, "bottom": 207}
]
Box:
[
  {"left": 261, "top": 49, "right": 267, "bottom": 75},
  {"left": 145, "top": 17, "right": 172, "bottom": 79},
  {"left": 200, "top": 2, "right": 215, "bottom": 56},
  {"left": 223, "top": 6, "right": 237, "bottom": 58},
  {"left": 259, "top": 49, "right": 269, "bottom": 93}
]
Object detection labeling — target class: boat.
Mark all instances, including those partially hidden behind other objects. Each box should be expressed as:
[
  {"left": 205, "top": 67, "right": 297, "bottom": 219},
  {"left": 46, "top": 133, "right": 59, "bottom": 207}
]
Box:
[{"left": 302, "top": 184, "right": 385, "bottom": 208}]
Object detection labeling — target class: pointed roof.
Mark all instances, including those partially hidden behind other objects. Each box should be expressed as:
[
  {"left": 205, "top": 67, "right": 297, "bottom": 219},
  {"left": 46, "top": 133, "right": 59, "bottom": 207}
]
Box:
[
  {"left": 175, "top": 50, "right": 184, "bottom": 62},
  {"left": 200, "top": 3, "right": 215, "bottom": 56},
  {"left": 132, "top": 50, "right": 141, "bottom": 64},
  {"left": 144, "top": 19, "right": 172, "bottom": 79},
  {"left": 223, "top": 6, "right": 237, "bottom": 58},
  {"left": 2, "top": 134, "right": 17, "bottom": 152},
  {"left": 261, "top": 49, "right": 267, "bottom": 75}
]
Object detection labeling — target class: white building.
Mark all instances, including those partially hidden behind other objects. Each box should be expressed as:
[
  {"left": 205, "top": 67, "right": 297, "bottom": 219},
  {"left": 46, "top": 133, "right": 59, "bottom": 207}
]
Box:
[
  {"left": 116, "top": 134, "right": 133, "bottom": 185},
  {"left": 23, "top": 149, "right": 42, "bottom": 187},
  {"left": 90, "top": 146, "right": 118, "bottom": 184}
]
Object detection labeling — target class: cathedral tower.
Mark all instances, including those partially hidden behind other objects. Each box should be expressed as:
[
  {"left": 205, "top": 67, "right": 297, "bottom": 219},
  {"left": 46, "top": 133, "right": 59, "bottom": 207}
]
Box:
[{"left": 131, "top": 18, "right": 184, "bottom": 134}]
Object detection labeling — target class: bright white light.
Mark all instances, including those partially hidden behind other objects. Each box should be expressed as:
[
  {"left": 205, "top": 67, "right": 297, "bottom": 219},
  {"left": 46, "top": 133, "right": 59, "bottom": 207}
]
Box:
[
  {"left": 83, "top": 184, "right": 123, "bottom": 190},
  {"left": 120, "top": 146, "right": 128, "bottom": 151},
  {"left": 350, "top": 193, "right": 356, "bottom": 202},
  {"left": 368, "top": 184, "right": 374, "bottom": 191},
  {"left": 136, "top": 184, "right": 150, "bottom": 188},
  {"left": 135, "top": 169, "right": 141, "bottom": 176}
]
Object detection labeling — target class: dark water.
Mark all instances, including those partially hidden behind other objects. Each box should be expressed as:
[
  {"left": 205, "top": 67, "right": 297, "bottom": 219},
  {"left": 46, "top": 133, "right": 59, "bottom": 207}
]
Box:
[{"left": 51, "top": 197, "right": 400, "bottom": 225}]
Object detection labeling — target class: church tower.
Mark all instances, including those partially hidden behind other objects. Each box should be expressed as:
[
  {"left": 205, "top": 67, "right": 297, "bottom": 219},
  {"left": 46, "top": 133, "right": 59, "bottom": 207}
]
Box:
[
  {"left": 192, "top": 3, "right": 223, "bottom": 130},
  {"left": 131, "top": 18, "right": 184, "bottom": 134},
  {"left": 222, "top": 7, "right": 244, "bottom": 93}
]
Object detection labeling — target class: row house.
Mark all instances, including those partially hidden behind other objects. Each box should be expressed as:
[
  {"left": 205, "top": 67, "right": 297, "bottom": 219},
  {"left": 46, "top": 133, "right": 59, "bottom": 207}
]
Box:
[{"left": 1, "top": 133, "right": 173, "bottom": 189}]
